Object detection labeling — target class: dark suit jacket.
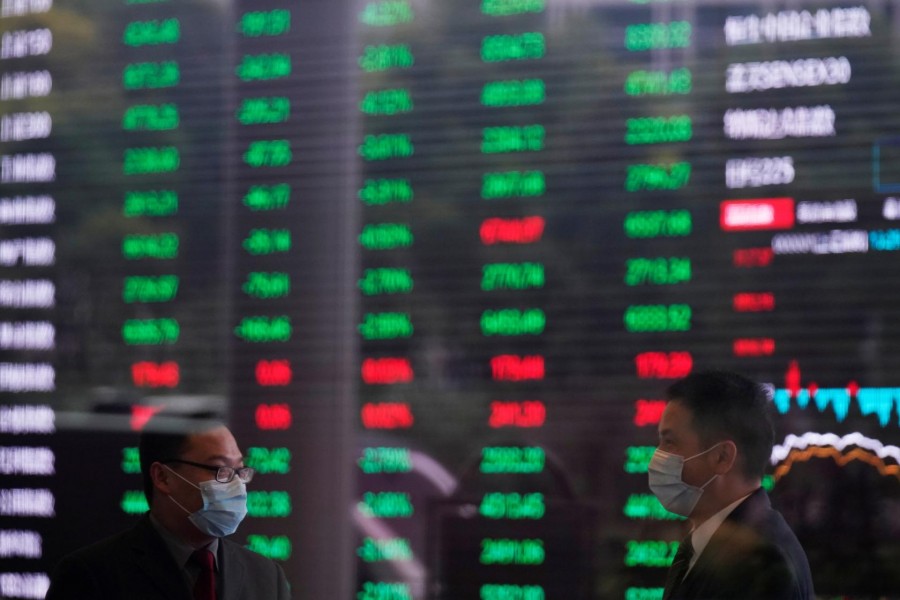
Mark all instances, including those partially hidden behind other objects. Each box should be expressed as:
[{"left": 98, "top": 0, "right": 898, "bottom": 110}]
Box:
[
  {"left": 45, "top": 514, "right": 291, "bottom": 600},
  {"left": 667, "top": 488, "right": 813, "bottom": 600}
]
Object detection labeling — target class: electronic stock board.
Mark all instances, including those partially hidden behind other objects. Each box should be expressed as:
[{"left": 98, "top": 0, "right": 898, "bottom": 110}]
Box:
[{"left": 1, "top": 0, "right": 899, "bottom": 599}]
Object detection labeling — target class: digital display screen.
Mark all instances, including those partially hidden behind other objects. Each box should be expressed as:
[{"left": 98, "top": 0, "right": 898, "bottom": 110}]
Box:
[{"left": 1, "top": 1, "right": 899, "bottom": 599}]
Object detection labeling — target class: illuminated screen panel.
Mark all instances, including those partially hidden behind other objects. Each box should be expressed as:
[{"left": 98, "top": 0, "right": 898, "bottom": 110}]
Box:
[
  {"left": 1, "top": 0, "right": 900, "bottom": 599},
  {"left": 0, "top": 0, "right": 358, "bottom": 598},
  {"left": 0, "top": 2, "right": 234, "bottom": 598}
]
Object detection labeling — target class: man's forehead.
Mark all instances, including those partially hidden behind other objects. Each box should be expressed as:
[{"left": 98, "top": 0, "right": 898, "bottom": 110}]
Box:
[
  {"left": 658, "top": 400, "right": 694, "bottom": 435},
  {"left": 183, "top": 426, "right": 241, "bottom": 458}
]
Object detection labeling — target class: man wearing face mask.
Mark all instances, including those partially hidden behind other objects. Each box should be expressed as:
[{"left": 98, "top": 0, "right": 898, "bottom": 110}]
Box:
[
  {"left": 46, "top": 412, "right": 291, "bottom": 599},
  {"left": 649, "top": 371, "right": 813, "bottom": 600}
]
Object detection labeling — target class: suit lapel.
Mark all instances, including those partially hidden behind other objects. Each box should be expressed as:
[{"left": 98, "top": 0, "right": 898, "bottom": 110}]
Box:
[
  {"left": 675, "top": 544, "right": 713, "bottom": 599},
  {"left": 219, "top": 539, "right": 246, "bottom": 600},
  {"left": 129, "top": 516, "right": 193, "bottom": 600},
  {"left": 674, "top": 490, "right": 770, "bottom": 599},
  {"left": 670, "top": 525, "right": 733, "bottom": 600}
]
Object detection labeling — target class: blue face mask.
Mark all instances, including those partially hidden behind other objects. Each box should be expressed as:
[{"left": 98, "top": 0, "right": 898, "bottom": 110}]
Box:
[
  {"left": 647, "top": 444, "right": 720, "bottom": 517},
  {"left": 165, "top": 466, "right": 248, "bottom": 537}
]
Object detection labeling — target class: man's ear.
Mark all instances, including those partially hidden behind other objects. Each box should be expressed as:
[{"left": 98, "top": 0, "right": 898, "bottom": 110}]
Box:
[
  {"left": 150, "top": 462, "right": 173, "bottom": 496},
  {"left": 712, "top": 440, "right": 738, "bottom": 475}
]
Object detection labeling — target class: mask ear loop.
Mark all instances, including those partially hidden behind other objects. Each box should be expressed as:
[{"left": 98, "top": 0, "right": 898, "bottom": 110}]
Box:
[
  {"left": 683, "top": 442, "right": 721, "bottom": 463},
  {"left": 162, "top": 464, "right": 201, "bottom": 515},
  {"left": 162, "top": 464, "right": 201, "bottom": 490},
  {"left": 698, "top": 473, "right": 718, "bottom": 490},
  {"left": 683, "top": 444, "right": 722, "bottom": 491}
]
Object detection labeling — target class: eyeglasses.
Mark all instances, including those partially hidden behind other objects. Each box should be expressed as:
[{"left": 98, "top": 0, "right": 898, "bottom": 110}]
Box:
[{"left": 163, "top": 459, "right": 255, "bottom": 484}]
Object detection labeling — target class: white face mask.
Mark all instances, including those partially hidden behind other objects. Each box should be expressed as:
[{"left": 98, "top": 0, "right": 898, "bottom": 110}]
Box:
[
  {"left": 647, "top": 444, "right": 721, "bottom": 517},
  {"left": 164, "top": 465, "right": 248, "bottom": 537}
]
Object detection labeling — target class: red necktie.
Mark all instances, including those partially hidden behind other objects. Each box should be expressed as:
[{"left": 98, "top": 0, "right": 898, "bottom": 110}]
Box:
[{"left": 190, "top": 548, "right": 216, "bottom": 600}]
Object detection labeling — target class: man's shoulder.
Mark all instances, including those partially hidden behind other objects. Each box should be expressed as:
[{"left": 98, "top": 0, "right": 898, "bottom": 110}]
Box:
[
  {"left": 220, "top": 536, "right": 291, "bottom": 598},
  {"left": 730, "top": 490, "right": 804, "bottom": 549},
  {"left": 57, "top": 519, "right": 148, "bottom": 564},
  {"left": 708, "top": 490, "right": 814, "bottom": 598},
  {"left": 45, "top": 517, "right": 164, "bottom": 600},
  {"left": 717, "top": 491, "right": 796, "bottom": 552},
  {"left": 220, "top": 536, "right": 281, "bottom": 570}
]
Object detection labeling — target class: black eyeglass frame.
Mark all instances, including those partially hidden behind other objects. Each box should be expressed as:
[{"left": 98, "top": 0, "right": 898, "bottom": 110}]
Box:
[{"left": 162, "top": 458, "right": 255, "bottom": 484}]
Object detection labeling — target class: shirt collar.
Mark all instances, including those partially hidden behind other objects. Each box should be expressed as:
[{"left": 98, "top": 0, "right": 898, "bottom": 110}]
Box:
[
  {"left": 148, "top": 513, "right": 220, "bottom": 570},
  {"left": 686, "top": 491, "right": 753, "bottom": 571}
]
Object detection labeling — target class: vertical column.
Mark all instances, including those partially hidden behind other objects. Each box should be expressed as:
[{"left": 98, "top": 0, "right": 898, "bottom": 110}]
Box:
[
  {"left": 117, "top": 0, "right": 230, "bottom": 521},
  {"left": 355, "top": 2, "right": 418, "bottom": 599},
  {"left": 478, "top": 2, "right": 550, "bottom": 599},
  {"left": 619, "top": 2, "right": 696, "bottom": 597},
  {"left": 0, "top": 1, "right": 57, "bottom": 597},
  {"left": 230, "top": 0, "right": 296, "bottom": 577},
  {"left": 120, "top": 2, "right": 185, "bottom": 405},
  {"left": 228, "top": 1, "right": 358, "bottom": 596},
  {"left": 719, "top": 6, "right": 869, "bottom": 370}
]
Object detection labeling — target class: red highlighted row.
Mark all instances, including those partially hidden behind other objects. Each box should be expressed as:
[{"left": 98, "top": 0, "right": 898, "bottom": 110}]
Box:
[
  {"left": 361, "top": 402, "right": 414, "bottom": 429},
  {"left": 256, "top": 360, "right": 292, "bottom": 386},
  {"left": 489, "top": 400, "right": 546, "bottom": 428},
  {"left": 635, "top": 352, "right": 692, "bottom": 379},
  {"left": 362, "top": 358, "right": 414, "bottom": 384},
  {"left": 256, "top": 403, "right": 292, "bottom": 430},
  {"left": 138, "top": 359, "right": 290, "bottom": 388},
  {"left": 480, "top": 216, "right": 545, "bottom": 245},
  {"left": 733, "top": 338, "right": 775, "bottom": 357},
  {"left": 634, "top": 399, "right": 666, "bottom": 427},
  {"left": 360, "top": 401, "right": 548, "bottom": 429},
  {"left": 361, "top": 356, "right": 547, "bottom": 384},
  {"left": 491, "top": 355, "right": 545, "bottom": 381},
  {"left": 721, "top": 198, "right": 794, "bottom": 231},
  {"left": 132, "top": 362, "right": 179, "bottom": 388},
  {"left": 733, "top": 247, "right": 773, "bottom": 267},
  {"left": 733, "top": 292, "right": 775, "bottom": 312}
]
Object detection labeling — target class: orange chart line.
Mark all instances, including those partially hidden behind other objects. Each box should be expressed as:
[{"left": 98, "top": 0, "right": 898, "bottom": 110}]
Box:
[{"left": 774, "top": 447, "right": 900, "bottom": 482}]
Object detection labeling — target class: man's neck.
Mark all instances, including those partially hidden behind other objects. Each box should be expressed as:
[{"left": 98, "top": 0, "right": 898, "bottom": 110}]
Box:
[{"left": 689, "top": 480, "right": 760, "bottom": 528}]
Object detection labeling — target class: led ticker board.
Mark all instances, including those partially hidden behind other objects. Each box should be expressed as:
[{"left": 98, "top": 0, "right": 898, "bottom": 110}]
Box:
[{"left": 2, "top": 0, "right": 900, "bottom": 599}]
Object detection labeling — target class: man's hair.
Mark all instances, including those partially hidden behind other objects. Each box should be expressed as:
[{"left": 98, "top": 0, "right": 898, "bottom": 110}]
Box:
[
  {"left": 666, "top": 370, "right": 774, "bottom": 480},
  {"left": 139, "top": 411, "right": 224, "bottom": 505}
]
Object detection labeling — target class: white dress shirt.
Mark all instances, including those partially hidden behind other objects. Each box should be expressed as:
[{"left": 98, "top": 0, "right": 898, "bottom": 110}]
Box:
[{"left": 685, "top": 492, "right": 753, "bottom": 575}]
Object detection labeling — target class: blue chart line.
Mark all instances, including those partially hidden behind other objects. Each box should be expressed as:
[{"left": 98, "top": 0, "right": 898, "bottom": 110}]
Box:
[{"left": 772, "top": 387, "right": 900, "bottom": 427}]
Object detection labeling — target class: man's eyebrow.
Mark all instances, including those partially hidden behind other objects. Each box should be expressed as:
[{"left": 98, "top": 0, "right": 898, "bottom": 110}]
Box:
[{"left": 206, "top": 454, "right": 243, "bottom": 463}]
